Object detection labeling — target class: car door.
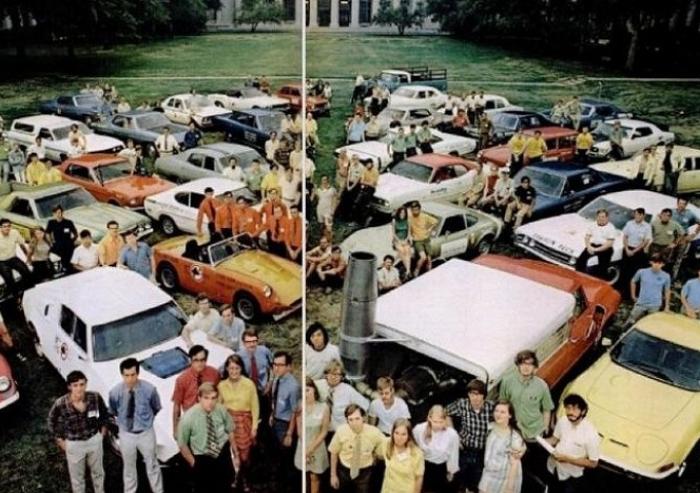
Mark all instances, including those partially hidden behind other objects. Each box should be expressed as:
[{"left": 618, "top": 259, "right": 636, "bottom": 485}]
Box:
[
  {"left": 165, "top": 97, "right": 189, "bottom": 124},
  {"left": 64, "top": 163, "right": 102, "bottom": 199},
  {"left": 184, "top": 152, "right": 208, "bottom": 181},
  {"left": 437, "top": 213, "right": 470, "bottom": 259},
  {"left": 4, "top": 197, "right": 40, "bottom": 239},
  {"left": 429, "top": 165, "right": 459, "bottom": 201},
  {"left": 678, "top": 155, "right": 700, "bottom": 194},
  {"left": 109, "top": 114, "right": 131, "bottom": 140},
  {"left": 629, "top": 126, "right": 655, "bottom": 154},
  {"left": 201, "top": 154, "right": 220, "bottom": 178},
  {"left": 56, "top": 305, "right": 91, "bottom": 378}
]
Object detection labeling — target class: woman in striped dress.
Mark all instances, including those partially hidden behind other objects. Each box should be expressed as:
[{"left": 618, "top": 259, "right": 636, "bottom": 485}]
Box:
[{"left": 479, "top": 400, "right": 526, "bottom": 493}]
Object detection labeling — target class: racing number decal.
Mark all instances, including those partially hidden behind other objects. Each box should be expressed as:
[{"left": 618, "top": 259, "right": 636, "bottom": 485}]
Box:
[
  {"left": 190, "top": 264, "right": 204, "bottom": 283},
  {"left": 59, "top": 343, "right": 68, "bottom": 360},
  {"left": 244, "top": 130, "right": 256, "bottom": 142}
]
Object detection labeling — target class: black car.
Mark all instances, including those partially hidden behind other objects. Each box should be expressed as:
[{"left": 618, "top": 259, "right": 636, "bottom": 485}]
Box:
[
  {"left": 212, "top": 109, "right": 285, "bottom": 151},
  {"left": 39, "top": 93, "right": 113, "bottom": 122}
]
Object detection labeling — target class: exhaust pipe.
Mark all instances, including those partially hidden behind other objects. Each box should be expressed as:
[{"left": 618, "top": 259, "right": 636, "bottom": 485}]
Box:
[{"left": 339, "top": 251, "right": 377, "bottom": 382}]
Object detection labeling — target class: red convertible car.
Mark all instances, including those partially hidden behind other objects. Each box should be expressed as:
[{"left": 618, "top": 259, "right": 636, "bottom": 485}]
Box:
[{"left": 0, "top": 353, "right": 19, "bottom": 411}]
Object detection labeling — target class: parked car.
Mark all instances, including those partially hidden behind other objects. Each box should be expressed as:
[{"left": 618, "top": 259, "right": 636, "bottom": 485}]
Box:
[
  {"left": 23, "top": 267, "right": 232, "bottom": 462},
  {"left": 160, "top": 94, "right": 230, "bottom": 128},
  {"left": 208, "top": 87, "right": 289, "bottom": 111},
  {"left": 91, "top": 111, "right": 189, "bottom": 158},
  {"left": 58, "top": 154, "right": 174, "bottom": 209},
  {"left": 144, "top": 177, "right": 255, "bottom": 236},
  {"left": 511, "top": 162, "right": 631, "bottom": 220},
  {"left": 0, "top": 182, "right": 152, "bottom": 242},
  {"left": 212, "top": 109, "right": 285, "bottom": 151},
  {"left": 562, "top": 312, "right": 700, "bottom": 481},
  {"left": 276, "top": 84, "right": 329, "bottom": 116},
  {"left": 514, "top": 190, "right": 699, "bottom": 282},
  {"left": 387, "top": 85, "right": 448, "bottom": 111},
  {"left": 370, "top": 153, "right": 479, "bottom": 216},
  {"left": 487, "top": 111, "right": 555, "bottom": 143},
  {"left": 341, "top": 201, "right": 503, "bottom": 266},
  {"left": 336, "top": 127, "right": 476, "bottom": 172},
  {"left": 369, "top": 67, "right": 448, "bottom": 93},
  {"left": 478, "top": 127, "right": 578, "bottom": 168},
  {"left": 434, "top": 94, "right": 523, "bottom": 135},
  {"left": 5, "top": 115, "right": 124, "bottom": 162},
  {"left": 0, "top": 353, "right": 19, "bottom": 411},
  {"left": 39, "top": 93, "right": 112, "bottom": 122},
  {"left": 154, "top": 143, "right": 266, "bottom": 183},
  {"left": 153, "top": 235, "right": 301, "bottom": 322},
  {"left": 542, "top": 98, "right": 632, "bottom": 130},
  {"left": 590, "top": 119, "right": 675, "bottom": 159},
  {"left": 372, "top": 107, "right": 439, "bottom": 137}
]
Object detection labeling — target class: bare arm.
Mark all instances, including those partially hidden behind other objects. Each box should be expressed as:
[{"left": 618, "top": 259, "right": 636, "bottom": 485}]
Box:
[{"left": 179, "top": 444, "right": 196, "bottom": 467}]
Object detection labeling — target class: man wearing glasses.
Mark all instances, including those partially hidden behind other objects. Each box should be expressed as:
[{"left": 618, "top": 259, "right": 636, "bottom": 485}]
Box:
[{"left": 269, "top": 351, "right": 300, "bottom": 487}]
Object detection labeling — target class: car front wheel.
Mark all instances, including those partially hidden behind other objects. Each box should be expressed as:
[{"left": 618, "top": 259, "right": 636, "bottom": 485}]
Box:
[
  {"left": 475, "top": 235, "right": 494, "bottom": 257},
  {"left": 234, "top": 292, "right": 260, "bottom": 322},
  {"left": 159, "top": 216, "right": 178, "bottom": 236},
  {"left": 157, "top": 263, "right": 179, "bottom": 290}
]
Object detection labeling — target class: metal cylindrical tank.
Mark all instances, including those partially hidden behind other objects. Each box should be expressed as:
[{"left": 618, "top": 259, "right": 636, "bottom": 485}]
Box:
[{"left": 339, "top": 251, "right": 377, "bottom": 382}]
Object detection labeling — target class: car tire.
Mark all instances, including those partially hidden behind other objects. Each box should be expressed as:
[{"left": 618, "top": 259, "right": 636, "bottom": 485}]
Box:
[
  {"left": 214, "top": 101, "right": 224, "bottom": 108},
  {"left": 234, "top": 292, "right": 260, "bottom": 322},
  {"left": 145, "top": 144, "right": 158, "bottom": 159},
  {"left": 159, "top": 216, "right": 178, "bottom": 236},
  {"left": 107, "top": 200, "right": 121, "bottom": 207},
  {"left": 474, "top": 235, "right": 495, "bottom": 257},
  {"left": 157, "top": 263, "right": 179, "bottom": 291}
]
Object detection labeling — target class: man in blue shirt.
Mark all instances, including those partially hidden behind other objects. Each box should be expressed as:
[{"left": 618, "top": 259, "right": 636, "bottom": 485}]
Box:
[
  {"left": 270, "top": 351, "right": 300, "bottom": 487},
  {"left": 626, "top": 254, "right": 671, "bottom": 327},
  {"left": 108, "top": 358, "right": 163, "bottom": 493},
  {"left": 237, "top": 328, "right": 273, "bottom": 394},
  {"left": 183, "top": 122, "right": 202, "bottom": 150},
  {"left": 118, "top": 230, "right": 154, "bottom": 279},
  {"left": 346, "top": 113, "right": 367, "bottom": 144},
  {"left": 681, "top": 265, "right": 700, "bottom": 319},
  {"left": 207, "top": 304, "right": 245, "bottom": 351}
]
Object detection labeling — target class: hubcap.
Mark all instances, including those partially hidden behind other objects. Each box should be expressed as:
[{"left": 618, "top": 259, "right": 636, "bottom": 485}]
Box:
[
  {"left": 161, "top": 268, "right": 176, "bottom": 288},
  {"left": 162, "top": 218, "right": 175, "bottom": 235},
  {"left": 237, "top": 298, "right": 255, "bottom": 320}
]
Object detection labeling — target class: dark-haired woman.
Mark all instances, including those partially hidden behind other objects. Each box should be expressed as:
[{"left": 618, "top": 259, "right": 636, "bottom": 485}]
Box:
[
  {"left": 479, "top": 400, "right": 526, "bottom": 493},
  {"left": 305, "top": 323, "right": 340, "bottom": 380}
]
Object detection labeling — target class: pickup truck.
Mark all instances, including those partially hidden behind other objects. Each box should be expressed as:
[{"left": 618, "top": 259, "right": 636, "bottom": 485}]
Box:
[{"left": 370, "top": 67, "right": 448, "bottom": 94}]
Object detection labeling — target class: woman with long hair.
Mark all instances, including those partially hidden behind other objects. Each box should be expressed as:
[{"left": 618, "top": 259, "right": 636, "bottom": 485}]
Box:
[
  {"left": 294, "top": 377, "right": 329, "bottom": 493},
  {"left": 479, "top": 400, "right": 526, "bottom": 493},
  {"left": 217, "top": 354, "right": 259, "bottom": 493},
  {"left": 391, "top": 206, "right": 413, "bottom": 277},
  {"left": 305, "top": 322, "right": 340, "bottom": 381},
  {"left": 381, "top": 418, "right": 424, "bottom": 493},
  {"left": 413, "top": 405, "right": 460, "bottom": 492},
  {"left": 27, "top": 227, "right": 53, "bottom": 281}
]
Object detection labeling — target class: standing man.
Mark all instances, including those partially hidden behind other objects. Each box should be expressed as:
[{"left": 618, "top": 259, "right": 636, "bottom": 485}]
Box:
[
  {"left": 621, "top": 208, "right": 652, "bottom": 288},
  {"left": 70, "top": 230, "right": 99, "bottom": 271},
  {"left": 408, "top": 201, "right": 438, "bottom": 277},
  {"left": 405, "top": 124, "right": 418, "bottom": 157},
  {"left": 609, "top": 121, "right": 625, "bottom": 159},
  {"left": 109, "top": 358, "right": 164, "bottom": 493},
  {"left": 355, "top": 160, "right": 379, "bottom": 225},
  {"left": 181, "top": 294, "right": 221, "bottom": 347},
  {"left": 171, "top": 345, "right": 221, "bottom": 438},
  {"left": 155, "top": 127, "right": 179, "bottom": 156},
  {"left": 446, "top": 379, "right": 493, "bottom": 493},
  {"left": 575, "top": 209, "right": 615, "bottom": 279},
  {"left": 183, "top": 122, "right": 202, "bottom": 150},
  {"left": 214, "top": 191, "right": 236, "bottom": 238},
  {"left": 650, "top": 208, "right": 685, "bottom": 266},
  {"left": 417, "top": 120, "right": 433, "bottom": 154},
  {"left": 98, "top": 220, "right": 124, "bottom": 267},
  {"left": 525, "top": 130, "right": 547, "bottom": 164},
  {"left": 270, "top": 351, "right": 301, "bottom": 483},
  {"left": 346, "top": 113, "right": 367, "bottom": 145},
  {"left": 238, "top": 328, "right": 274, "bottom": 396},
  {"left": 8, "top": 142, "right": 25, "bottom": 183},
  {"left": 625, "top": 254, "right": 671, "bottom": 327},
  {"left": 504, "top": 175, "right": 537, "bottom": 230},
  {"left": 246, "top": 159, "right": 266, "bottom": 199},
  {"left": 283, "top": 204, "right": 303, "bottom": 262},
  {"left": 177, "top": 383, "right": 237, "bottom": 493},
  {"left": 478, "top": 113, "right": 493, "bottom": 150},
  {"left": 368, "top": 376, "right": 411, "bottom": 435},
  {"left": 207, "top": 304, "right": 245, "bottom": 351},
  {"left": 545, "top": 394, "right": 600, "bottom": 493},
  {"left": 328, "top": 404, "right": 385, "bottom": 493},
  {"left": 0, "top": 218, "right": 33, "bottom": 297},
  {"left": 48, "top": 371, "right": 109, "bottom": 493},
  {"left": 575, "top": 127, "right": 593, "bottom": 164},
  {"left": 508, "top": 129, "right": 527, "bottom": 177},
  {"left": 118, "top": 230, "right": 154, "bottom": 279},
  {"left": 681, "top": 265, "right": 700, "bottom": 319},
  {"left": 196, "top": 187, "right": 217, "bottom": 237},
  {"left": 389, "top": 127, "right": 408, "bottom": 165},
  {"left": 662, "top": 144, "right": 682, "bottom": 195}
]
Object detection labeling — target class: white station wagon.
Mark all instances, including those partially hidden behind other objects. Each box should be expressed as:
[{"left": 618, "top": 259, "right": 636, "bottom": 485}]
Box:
[
  {"left": 23, "top": 268, "right": 232, "bottom": 462},
  {"left": 387, "top": 85, "right": 448, "bottom": 111},
  {"left": 5, "top": 115, "right": 124, "bottom": 162},
  {"left": 160, "top": 94, "right": 231, "bottom": 128},
  {"left": 590, "top": 119, "right": 675, "bottom": 159}
]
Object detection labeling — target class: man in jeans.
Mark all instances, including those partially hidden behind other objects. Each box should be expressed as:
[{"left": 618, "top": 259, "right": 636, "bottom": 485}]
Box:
[
  {"left": 625, "top": 254, "right": 671, "bottom": 327},
  {"left": 48, "top": 370, "right": 109, "bottom": 493},
  {"left": 109, "top": 358, "right": 164, "bottom": 493},
  {"left": 0, "top": 218, "right": 34, "bottom": 298}
]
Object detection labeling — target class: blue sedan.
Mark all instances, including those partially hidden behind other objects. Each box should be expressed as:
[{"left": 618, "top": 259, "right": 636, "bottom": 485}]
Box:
[
  {"left": 39, "top": 93, "right": 113, "bottom": 122},
  {"left": 91, "top": 111, "right": 189, "bottom": 157},
  {"left": 212, "top": 109, "right": 284, "bottom": 151}
]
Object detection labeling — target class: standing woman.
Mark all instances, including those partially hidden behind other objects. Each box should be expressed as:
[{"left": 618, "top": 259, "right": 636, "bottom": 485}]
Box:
[
  {"left": 27, "top": 227, "right": 53, "bottom": 281},
  {"left": 218, "top": 354, "right": 260, "bottom": 493},
  {"left": 479, "top": 400, "right": 526, "bottom": 493},
  {"left": 381, "top": 418, "right": 424, "bottom": 493},
  {"left": 413, "top": 405, "right": 460, "bottom": 493},
  {"left": 294, "top": 378, "right": 329, "bottom": 493},
  {"left": 305, "top": 322, "right": 340, "bottom": 381},
  {"left": 392, "top": 206, "right": 413, "bottom": 278}
]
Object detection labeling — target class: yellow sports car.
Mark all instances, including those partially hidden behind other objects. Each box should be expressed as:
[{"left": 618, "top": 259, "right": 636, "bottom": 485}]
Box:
[{"left": 562, "top": 312, "right": 700, "bottom": 481}]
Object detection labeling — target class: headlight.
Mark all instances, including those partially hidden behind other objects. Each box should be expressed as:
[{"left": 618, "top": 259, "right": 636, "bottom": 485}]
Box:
[
  {"left": 515, "top": 234, "right": 525, "bottom": 243},
  {"left": 129, "top": 198, "right": 139, "bottom": 206},
  {"left": 591, "top": 146, "right": 598, "bottom": 152},
  {"left": 0, "top": 376, "right": 11, "bottom": 393},
  {"left": 263, "top": 285, "right": 272, "bottom": 298},
  {"left": 202, "top": 117, "right": 210, "bottom": 125}
]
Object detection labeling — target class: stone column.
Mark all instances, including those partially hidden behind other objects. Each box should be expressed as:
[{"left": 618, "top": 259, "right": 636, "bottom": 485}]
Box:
[
  {"left": 295, "top": 0, "right": 303, "bottom": 27},
  {"left": 371, "top": 0, "right": 379, "bottom": 20},
  {"left": 330, "top": 0, "right": 339, "bottom": 28},
  {"left": 308, "top": 0, "right": 318, "bottom": 27},
  {"left": 350, "top": 0, "right": 360, "bottom": 27}
]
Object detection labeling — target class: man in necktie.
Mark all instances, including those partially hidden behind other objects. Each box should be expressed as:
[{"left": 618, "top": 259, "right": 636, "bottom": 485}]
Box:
[
  {"left": 328, "top": 404, "right": 385, "bottom": 493},
  {"left": 177, "top": 382, "right": 238, "bottom": 493},
  {"left": 108, "top": 358, "right": 164, "bottom": 493},
  {"left": 269, "top": 351, "right": 301, "bottom": 490}
]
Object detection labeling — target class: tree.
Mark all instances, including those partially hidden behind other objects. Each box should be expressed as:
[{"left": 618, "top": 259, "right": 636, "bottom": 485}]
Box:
[
  {"left": 168, "top": 0, "right": 209, "bottom": 34},
  {"left": 373, "top": 0, "right": 426, "bottom": 35},
  {"left": 237, "top": 0, "right": 285, "bottom": 32}
]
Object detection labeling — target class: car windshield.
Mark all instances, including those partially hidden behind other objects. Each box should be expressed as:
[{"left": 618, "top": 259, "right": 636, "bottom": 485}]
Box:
[
  {"left": 394, "top": 88, "right": 416, "bottom": 98},
  {"left": 208, "top": 237, "right": 250, "bottom": 264},
  {"left": 389, "top": 160, "right": 433, "bottom": 183},
  {"left": 136, "top": 113, "right": 170, "bottom": 129},
  {"left": 92, "top": 302, "right": 186, "bottom": 362},
  {"left": 258, "top": 113, "right": 284, "bottom": 132},
  {"left": 240, "top": 87, "right": 265, "bottom": 98},
  {"left": 380, "top": 73, "right": 399, "bottom": 83},
  {"left": 53, "top": 123, "right": 93, "bottom": 140},
  {"left": 191, "top": 95, "right": 214, "bottom": 108},
  {"left": 581, "top": 104, "right": 594, "bottom": 116},
  {"left": 593, "top": 122, "right": 632, "bottom": 139},
  {"left": 514, "top": 168, "right": 564, "bottom": 197},
  {"left": 578, "top": 197, "right": 636, "bottom": 229},
  {"left": 35, "top": 188, "right": 96, "bottom": 218},
  {"left": 493, "top": 114, "right": 518, "bottom": 130},
  {"left": 75, "top": 95, "right": 102, "bottom": 107},
  {"left": 95, "top": 160, "right": 133, "bottom": 182},
  {"left": 611, "top": 329, "right": 700, "bottom": 391}
]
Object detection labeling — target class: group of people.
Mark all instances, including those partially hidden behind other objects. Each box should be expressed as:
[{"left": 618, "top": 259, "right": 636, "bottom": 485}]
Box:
[{"left": 304, "top": 325, "right": 600, "bottom": 493}]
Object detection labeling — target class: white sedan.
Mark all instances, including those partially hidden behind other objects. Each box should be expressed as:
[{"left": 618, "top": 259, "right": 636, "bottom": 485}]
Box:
[
  {"left": 335, "top": 127, "right": 477, "bottom": 171},
  {"left": 388, "top": 85, "right": 448, "bottom": 111},
  {"left": 514, "top": 190, "right": 699, "bottom": 281},
  {"left": 208, "top": 87, "right": 289, "bottom": 111},
  {"left": 590, "top": 119, "right": 675, "bottom": 159},
  {"left": 160, "top": 94, "right": 231, "bottom": 128},
  {"left": 23, "top": 267, "right": 232, "bottom": 463},
  {"left": 144, "top": 177, "right": 253, "bottom": 236}
]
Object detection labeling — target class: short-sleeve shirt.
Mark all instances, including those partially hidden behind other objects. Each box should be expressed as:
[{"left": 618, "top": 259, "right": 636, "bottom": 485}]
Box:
[
  {"left": 499, "top": 370, "right": 554, "bottom": 440},
  {"left": 514, "top": 185, "right": 536, "bottom": 205},
  {"left": 651, "top": 218, "right": 685, "bottom": 246},
  {"left": 71, "top": 244, "right": 99, "bottom": 270},
  {"left": 575, "top": 133, "right": 593, "bottom": 150},
  {"left": 547, "top": 418, "right": 600, "bottom": 480},
  {"left": 0, "top": 229, "right": 24, "bottom": 261},
  {"left": 508, "top": 135, "right": 527, "bottom": 155},
  {"left": 382, "top": 443, "right": 425, "bottom": 493},
  {"left": 328, "top": 423, "right": 385, "bottom": 469},
  {"left": 377, "top": 267, "right": 401, "bottom": 290},
  {"left": 632, "top": 268, "right": 670, "bottom": 308},
  {"left": 209, "top": 317, "right": 245, "bottom": 351},
  {"left": 172, "top": 366, "right": 221, "bottom": 412},
  {"left": 408, "top": 212, "right": 438, "bottom": 241},
  {"left": 525, "top": 137, "right": 547, "bottom": 158},
  {"left": 368, "top": 397, "right": 411, "bottom": 435},
  {"left": 586, "top": 222, "right": 616, "bottom": 246},
  {"left": 237, "top": 345, "right": 274, "bottom": 391},
  {"left": 682, "top": 278, "right": 700, "bottom": 311},
  {"left": 46, "top": 218, "right": 77, "bottom": 249},
  {"left": 622, "top": 220, "right": 652, "bottom": 249},
  {"left": 119, "top": 242, "right": 152, "bottom": 278},
  {"left": 98, "top": 234, "right": 125, "bottom": 266},
  {"left": 177, "top": 403, "right": 233, "bottom": 456},
  {"left": 672, "top": 208, "right": 697, "bottom": 232},
  {"left": 272, "top": 372, "right": 301, "bottom": 422}
]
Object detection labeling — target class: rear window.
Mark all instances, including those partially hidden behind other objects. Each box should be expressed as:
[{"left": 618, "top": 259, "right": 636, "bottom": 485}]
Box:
[{"left": 12, "top": 122, "right": 35, "bottom": 133}]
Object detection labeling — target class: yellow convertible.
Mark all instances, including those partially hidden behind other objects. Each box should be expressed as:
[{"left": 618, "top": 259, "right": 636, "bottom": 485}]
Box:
[{"left": 562, "top": 312, "right": 700, "bottom": 481}]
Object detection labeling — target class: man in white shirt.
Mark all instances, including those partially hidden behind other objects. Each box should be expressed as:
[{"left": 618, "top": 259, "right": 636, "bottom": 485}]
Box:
[
  {"left": 27, "top": 136, "right": 46, "bottom": 161},
  {"left": 545, "top": 394, "right": 600, "bottom": 493},
  {"left": 377, "top": 255, "right": 401, "bottom": 293},
  {"left": 368, "top": 377, "right": 411, "bottom": 435},
  {"left": 155, "top": 127, "right": 179, "bottom": 156},
  {"left": 181, "top": 294, "right": 221, "bottom": 347},
  {"left": 279, "top": 167, "right": 300, "bottom": 208},
  {"left": 221, "top": 157, "right": 244, "bottom": 182},
  {"left": 70, "top": 230, "right": 99, "bottom": 271},
  {"left": 575, "top": 208, "right": 616, "bottom": 279}
]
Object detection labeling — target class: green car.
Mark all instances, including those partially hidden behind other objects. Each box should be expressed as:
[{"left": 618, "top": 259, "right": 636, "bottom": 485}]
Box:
[{"left": 0, "top": 182, "right": 153, "bottom": 242}]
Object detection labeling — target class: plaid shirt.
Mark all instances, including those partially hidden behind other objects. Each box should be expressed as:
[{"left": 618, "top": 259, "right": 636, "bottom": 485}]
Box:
[
  {"left": 48, "top": 391, "right": 110, "bottom": 441},
  {"left": 446, "top": 398, "right": 493, "bottom": 450}
]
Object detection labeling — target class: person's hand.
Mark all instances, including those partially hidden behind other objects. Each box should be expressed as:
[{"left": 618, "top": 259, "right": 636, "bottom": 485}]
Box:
[
  {"left": 586, "top": 246, "right": 595, "bottom": 255},
  {"left": 330, "top": 474, "right": 340, "bottom": 490},
  {"left": 685, "top": 307, "right": 698, "bottom": 319},
  {"left": 446, "top": 472, "right": 454, "bottom": 482},
  {"left": 283, "top": 433, "right": 293, "bottom": 447},
  {"left": 187, "top": 456, "right": 196, "bottom": 468},
  {"left": 552, "top": 451, "right": 568, "bottom": 463}
]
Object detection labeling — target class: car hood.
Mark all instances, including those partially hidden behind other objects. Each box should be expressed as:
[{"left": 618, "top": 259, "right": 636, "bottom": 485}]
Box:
[
  {"left": 62, "top": 204, "right": 150, "bottom": 240},
  {"left": 374, "top": 173, "right": 429, "bottom": 204},
  {"left": 341, "top": 142, "right": 388, "bottom": 163},
  {"left": 147, "top": 125, "right": 189, "bottom": 142},
  {"left": 195, "top": 106, "right": 231, "bottom": 118},
  {"left": 590, "top": 160, "right": 639, "bottom": 180},
  {"left": 103, "top": 176, "right": 174, "bottom": 200},
  {"left": 84, "top": 134, "right": 124, "bottom": 152},
  {"left": 518, "top": 214, "right": 620, "bottom": 257},
  {"left": 341, "top": 224, "right": 393, "bottom": 264},
  {"left": 247, "top": 95, "right": 289, "bottom": 107},
  {"left": 479, "top": 145, "right": 510, "bottom": 166},
  {"left": 217, "top": 251, "right": 301, "bottom": 305}
]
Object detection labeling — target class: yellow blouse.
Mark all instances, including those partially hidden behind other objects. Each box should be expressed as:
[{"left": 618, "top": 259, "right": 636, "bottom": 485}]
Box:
[
  {"left": 381, "top": 440, "right": 425, "bottom": 493},
  {"left": 217, "top": 376, "right": 260, "bottom": 430}
]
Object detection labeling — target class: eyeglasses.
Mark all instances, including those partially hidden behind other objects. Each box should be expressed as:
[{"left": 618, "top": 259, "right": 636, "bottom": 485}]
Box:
[
  {"left": 272, "top": 363, "right": 287, "bottom": 367},
  {"left": 191, "top": 357, "right": 207, "bottom": 363}
]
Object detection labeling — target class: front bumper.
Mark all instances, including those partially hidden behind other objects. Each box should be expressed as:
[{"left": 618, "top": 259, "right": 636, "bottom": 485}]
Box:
[
  {"left": 271, "top": 300, "right": 302, "bottom": 321},
  {"left": 597, "top": 454, "right": 679, "bottom": 481},
  {"left": 0, "top": 389, "right": 20, "bottom": 410}
]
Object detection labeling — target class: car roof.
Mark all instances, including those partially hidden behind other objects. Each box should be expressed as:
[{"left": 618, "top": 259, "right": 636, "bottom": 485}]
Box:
[
  {"left": 233, "top": 108, "right": 279, "bottom": 117},
  {"left": 523, "top": 126, "right": 578, "bottom": 138},
  {"left": 407, "top": 153, "right": 476, "bottom": 169},
  {"left": 28, "top": 267, "right": 172, "bottom": 326},
  {"left": 10, "top": 182, "right": 81, "bottom": 198},
  {"left": 375, "top": 258, "right": 575, "bottom": 383},
  {"left": 420, "top": 201, "right": 474, "bottom": 217},
  {"left": 603, "top": 190, "right": 691, "bottom": 211},
  {"left": 156, "top": 177, "right": 247, "bottom": 196},
  {"left": 14, "top": 114, "right": 77, "bottom": 127},
  {"left": 396, "top": 84, "right": 441, "bottom": 92},
  {"left": 114, "top": 110, "right": 164, "bottom": 118},
  {"left": 62, "top": 153, "right": 127, "bottom": 167},
  {"left": 522, "top": 161, "right": 596, "bottom": 177},
  {"left": 610, "top": 118, "right": 652, "bottom": 127},
  {"left": 635, "top": 312, "right": 700, "bottom": 350},
  {"left": 200, "top": 142, "right": 257, "bottom": 154}
]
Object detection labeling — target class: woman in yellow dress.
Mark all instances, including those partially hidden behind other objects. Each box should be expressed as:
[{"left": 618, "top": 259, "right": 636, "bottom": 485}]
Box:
[{"left": 381, "top": 418, "right": 425, "bottom": 493}]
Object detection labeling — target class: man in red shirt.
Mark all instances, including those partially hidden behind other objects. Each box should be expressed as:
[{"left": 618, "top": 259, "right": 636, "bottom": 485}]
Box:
[
  {"left": 171, "top": 345, "right": 220, "bottom": 437},
  {"left": 234, "top": 196, "right": 263, "bottom": 238},
  {"left": 451, "top": 108, "right": 470, "bottom": 136},
  {"left": 283, "top": 204, "right": 302, "bottom": 262},
  {"left": 264, "top": 204, "right": 287, "bottom": 257},
  {"left": 261, "top": 188, "right": 288, "bottom": 225},
  {"left": 196, "top": 187, "right": 217, "bottom": 237},
  {"left": 214, "top": 192, "right": 237, "bottom": 238}
]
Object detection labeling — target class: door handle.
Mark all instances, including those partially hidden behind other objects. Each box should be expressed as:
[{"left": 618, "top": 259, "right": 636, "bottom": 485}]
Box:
[{"left": 78, "top": 354, "right": 87, "bottom": 362}]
